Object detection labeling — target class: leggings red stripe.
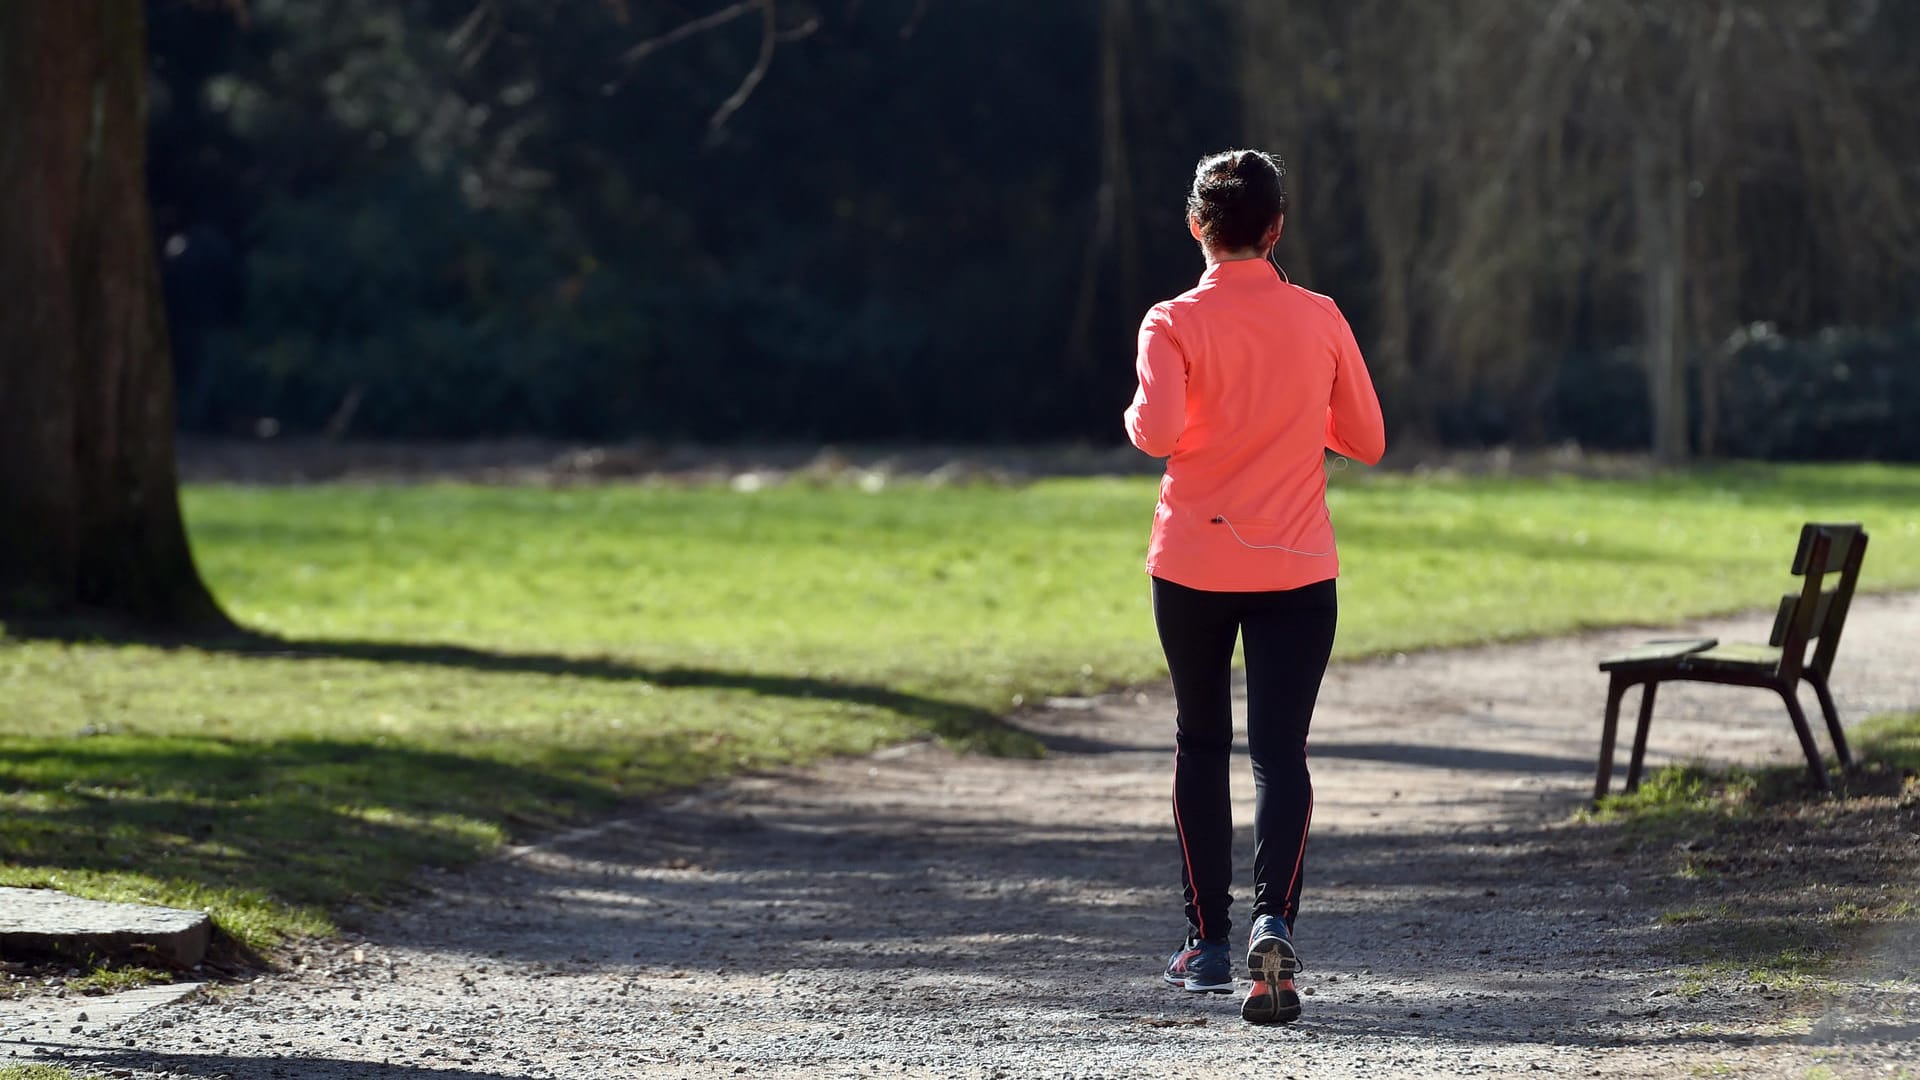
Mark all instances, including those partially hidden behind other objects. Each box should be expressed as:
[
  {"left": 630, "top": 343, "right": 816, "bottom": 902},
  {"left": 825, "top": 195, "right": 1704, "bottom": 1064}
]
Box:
[
  {"left": 1281, "top": 773, "right": 1314, "bottom": 922},
  {"left": 1170, "top": 750, "right": 1208, "bottom": 940}
]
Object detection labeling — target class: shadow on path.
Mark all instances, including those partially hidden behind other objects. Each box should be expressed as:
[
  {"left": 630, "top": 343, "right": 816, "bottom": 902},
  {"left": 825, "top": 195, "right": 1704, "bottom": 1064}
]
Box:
[
  {"left": 26, "top": 1047, "right": 513, "bottom": 1079},
  {"left": 1311, "top": 740, "right": 1597, "bottom": 774},
  {"left": 366, "top": 746, "right": 1820, "bottom": 1055}
]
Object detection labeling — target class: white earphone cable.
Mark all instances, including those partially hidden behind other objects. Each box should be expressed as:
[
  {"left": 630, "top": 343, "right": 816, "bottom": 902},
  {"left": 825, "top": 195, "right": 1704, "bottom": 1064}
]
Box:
[{"left": 1209, "top": 513, "right": 1334, "bottom": 557}]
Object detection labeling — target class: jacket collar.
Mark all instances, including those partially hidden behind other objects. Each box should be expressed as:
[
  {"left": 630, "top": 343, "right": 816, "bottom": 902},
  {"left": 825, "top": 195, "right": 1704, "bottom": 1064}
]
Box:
[{"left": 1199, "top": 257, "right": 1280, "bottom": 286}]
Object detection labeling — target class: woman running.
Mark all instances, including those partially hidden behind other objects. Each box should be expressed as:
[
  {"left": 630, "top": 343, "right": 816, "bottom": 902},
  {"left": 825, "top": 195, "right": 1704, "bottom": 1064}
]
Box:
[{"left": 1125, "top": 148, "right": 1385, "bottom": 1025}]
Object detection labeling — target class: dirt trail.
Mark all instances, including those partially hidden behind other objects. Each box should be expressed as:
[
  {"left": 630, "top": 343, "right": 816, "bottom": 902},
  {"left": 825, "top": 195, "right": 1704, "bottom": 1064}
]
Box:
[{"left": 26, "top": 594, "right": 1920, "bottom": 1079}]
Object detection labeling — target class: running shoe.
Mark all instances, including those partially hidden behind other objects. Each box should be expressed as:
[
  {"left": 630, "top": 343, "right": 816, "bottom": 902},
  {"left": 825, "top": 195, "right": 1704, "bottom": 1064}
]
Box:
[
  {"left": 1246, "top": 913, "right": 1301, "bottom": 979},
  {"left": 1242, "top": 975, "right": 1302, "bottom": 1024},
  {"left": 1162, "top": 938, "right": 1233, "bottom": 993},
  {"left": 1243, "top": 914, "right": 1303, "bottom": 1024}
]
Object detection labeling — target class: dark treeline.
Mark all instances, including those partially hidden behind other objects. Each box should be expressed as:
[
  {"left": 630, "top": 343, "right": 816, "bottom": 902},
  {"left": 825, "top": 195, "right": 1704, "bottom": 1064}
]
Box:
[{"left": 149, "top": 1, "right": 1920, "bottom": 458}]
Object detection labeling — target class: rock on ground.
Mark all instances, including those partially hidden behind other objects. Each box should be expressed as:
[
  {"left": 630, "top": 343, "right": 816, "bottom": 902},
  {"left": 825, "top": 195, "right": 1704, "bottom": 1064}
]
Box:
[{"left": 0, "top": 888, "right": 211, "bottom": 969}]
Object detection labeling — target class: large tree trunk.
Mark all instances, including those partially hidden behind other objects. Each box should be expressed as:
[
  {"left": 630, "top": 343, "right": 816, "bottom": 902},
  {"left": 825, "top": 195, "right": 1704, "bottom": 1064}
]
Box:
[{"left": 0, "top": 1, "right": 227, "bottom": 626}]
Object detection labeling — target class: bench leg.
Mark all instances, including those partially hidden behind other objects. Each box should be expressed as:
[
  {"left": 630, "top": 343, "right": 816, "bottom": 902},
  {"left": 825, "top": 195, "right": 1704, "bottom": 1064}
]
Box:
[
  {"left": 1777, "top": 684, "right": 1832, "bottom": 793},
  {"left": 1625, "top": 681, "right": 1659, "bottom": 792},
  {"left": 1595, "top": 675, "right": 1628, "bottom": 801},
  {"left": 1805, "top": 670, "right": 1855, "bottom": 772}
]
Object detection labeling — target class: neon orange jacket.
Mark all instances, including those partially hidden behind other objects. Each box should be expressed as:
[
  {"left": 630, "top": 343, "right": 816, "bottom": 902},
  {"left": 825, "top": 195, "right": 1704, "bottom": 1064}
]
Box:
[{"left": 1124, "top": 258, "right": 1385, "bottom": 592}]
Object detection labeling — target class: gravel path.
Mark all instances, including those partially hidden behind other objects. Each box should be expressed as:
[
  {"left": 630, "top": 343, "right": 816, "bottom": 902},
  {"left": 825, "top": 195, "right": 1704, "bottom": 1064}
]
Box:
[{"left": 22, "top": 594, "right": 1920, "bottom": 1079}]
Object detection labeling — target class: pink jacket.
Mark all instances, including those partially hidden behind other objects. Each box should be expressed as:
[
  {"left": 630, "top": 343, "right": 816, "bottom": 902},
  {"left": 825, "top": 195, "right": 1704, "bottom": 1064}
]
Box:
[{"left": 1124, "top": 258, "right": 1385, "bottom": 592}]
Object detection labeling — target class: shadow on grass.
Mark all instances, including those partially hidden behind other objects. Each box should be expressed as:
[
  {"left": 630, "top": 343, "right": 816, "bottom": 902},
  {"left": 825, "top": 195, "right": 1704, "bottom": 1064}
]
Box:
[
  {"left": 3, "top": 615, "right": 1021, "bottom": 753},
  {"left": 0, "top": 734, "right": 620, "bottom": 949},
  {"left": 0, "top": 614, "right": 1031, "bottom": 954}
]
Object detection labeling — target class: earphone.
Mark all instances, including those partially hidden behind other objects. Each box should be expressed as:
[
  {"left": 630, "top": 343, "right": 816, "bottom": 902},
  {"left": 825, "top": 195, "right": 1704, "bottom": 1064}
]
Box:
[
  {"left": 1267, "top": 247, "right": 1291, "bottom": 283},
  {"left": 1209, "top": 513, "right": 1335, "bottom": 557},
  {"left": 1209, "top": 456, "right": 1349, "bottom": 557}
]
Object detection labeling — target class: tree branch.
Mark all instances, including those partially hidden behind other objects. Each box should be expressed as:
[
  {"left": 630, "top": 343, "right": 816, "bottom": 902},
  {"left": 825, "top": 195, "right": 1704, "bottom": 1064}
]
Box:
[
  {"left": 706, "top": 0, "right": 778, "bottom": 140},
  {"left": 775, "top": 14, "right": 821, "bottom": 44},
  {"left": 610, "top": 1, "right": 838, "bottom": 132},
  {"left": 619, "top": 0, "right": 766, "bottom": 65}
]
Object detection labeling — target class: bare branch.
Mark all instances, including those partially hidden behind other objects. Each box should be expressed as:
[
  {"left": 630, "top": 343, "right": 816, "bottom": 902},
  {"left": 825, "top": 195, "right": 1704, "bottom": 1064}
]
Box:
[
  {"left": 608, "top": 2, "right": 872, "bottom": 130},
  {"left": 620, "top": 0, "right": 766, "bottom": 65},
  {"left": 706, "top": 0, "right": 778, "bottom": 140},
  {"left": 448, "top": 1, "right": 490, "bottom": 53},
  {"left": 775, "top": 15, "right": 822, "bottom": 44},
  {"left": 449, "top": 1, "right": 502, "bottom": 71}
]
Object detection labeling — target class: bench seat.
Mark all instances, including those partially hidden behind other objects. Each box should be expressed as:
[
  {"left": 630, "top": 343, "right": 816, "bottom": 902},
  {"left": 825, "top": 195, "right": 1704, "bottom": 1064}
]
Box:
[{"left": 1592, "top": 523, "right": 1865, "bottom": 799}]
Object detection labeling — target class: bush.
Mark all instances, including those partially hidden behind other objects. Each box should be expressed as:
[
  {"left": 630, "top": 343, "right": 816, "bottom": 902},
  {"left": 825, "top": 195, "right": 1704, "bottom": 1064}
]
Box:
[
  {"left": 190, "top": 171, "right": 661, "bottom": 439},
  {"left": 1711, "top": 323, "right": 1920, "bottom": 461},
  {"left": 1463, "top": 327, "right": 1920, "bottom": 461},
  {"left": 184, "top": 170, "right": 1065, "bottom": 443}
]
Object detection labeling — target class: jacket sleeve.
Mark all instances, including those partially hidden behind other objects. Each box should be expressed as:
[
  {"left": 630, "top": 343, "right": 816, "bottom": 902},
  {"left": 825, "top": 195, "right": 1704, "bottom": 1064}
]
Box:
[
  {"left": 1324, "top": 308, "right": 1386, "bottom": 465},
  {"left": 1124, "top": 304, "right": 1187, "bottom": 457}
]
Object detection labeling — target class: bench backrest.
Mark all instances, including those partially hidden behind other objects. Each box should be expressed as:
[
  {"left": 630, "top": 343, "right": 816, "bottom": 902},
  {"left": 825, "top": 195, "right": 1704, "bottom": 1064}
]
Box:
[{"left": 1767, "top": 522, "right": 1868, "bottom": 681}]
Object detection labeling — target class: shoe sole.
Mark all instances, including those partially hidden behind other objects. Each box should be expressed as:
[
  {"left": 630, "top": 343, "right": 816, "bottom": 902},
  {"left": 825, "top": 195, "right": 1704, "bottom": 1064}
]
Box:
[
  {"left": 1244, "top": 934, "right": 1302, "bottom": 1024},
  {"left": 1162, "top": 971, "right": 1233, "bottom": 994},
  {"left": 1246, "top": 933, "right": 1301, "bottom": 980},
  {"left": 1242, "top": 981, "right": 1302, "bottom": 1024}
]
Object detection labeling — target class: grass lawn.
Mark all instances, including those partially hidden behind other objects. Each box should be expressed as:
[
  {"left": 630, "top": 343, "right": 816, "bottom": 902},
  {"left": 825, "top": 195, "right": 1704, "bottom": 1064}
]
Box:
[{"left": 2, "top": 462, "right": 1918, "bottom": 952}]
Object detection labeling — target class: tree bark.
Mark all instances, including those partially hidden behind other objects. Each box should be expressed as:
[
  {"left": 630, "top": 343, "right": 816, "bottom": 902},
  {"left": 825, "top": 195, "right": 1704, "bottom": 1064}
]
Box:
[
  {"left": 0, "top": 1, "right": 227, "bottom": 626},
  {"left": 1064, "top": 0, "right": 1137, "bottom": 375},
  {"left": 1633, "top": 131, "right": 1690, "bottom": 466}
]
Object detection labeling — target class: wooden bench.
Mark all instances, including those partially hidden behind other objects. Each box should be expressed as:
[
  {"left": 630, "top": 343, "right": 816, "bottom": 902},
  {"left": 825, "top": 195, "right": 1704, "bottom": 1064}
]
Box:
[{"left": 1594, "top": 522, "right": 1867, "bottom": 799}]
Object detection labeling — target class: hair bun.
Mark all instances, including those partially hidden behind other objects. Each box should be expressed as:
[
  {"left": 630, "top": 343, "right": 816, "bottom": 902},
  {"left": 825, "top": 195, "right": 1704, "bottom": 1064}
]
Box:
[{"left": 1186, "top": 148, "right": 1288, "bottom": 252}]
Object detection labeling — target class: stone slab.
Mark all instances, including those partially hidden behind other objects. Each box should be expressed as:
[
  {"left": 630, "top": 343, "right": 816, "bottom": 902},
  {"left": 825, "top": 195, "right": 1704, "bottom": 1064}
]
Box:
[
  {"left": 0, "top": 980, "right": 205, "bottom": 1059},
  {"left": 0, "top": 888, "right": 210, "bottom": 968}
]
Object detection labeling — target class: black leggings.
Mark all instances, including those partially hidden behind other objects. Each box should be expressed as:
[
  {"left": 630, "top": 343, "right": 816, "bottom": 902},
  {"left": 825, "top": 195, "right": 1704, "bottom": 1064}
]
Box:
[{"left": 1152, "top": 575, "right": 1337, "bottom": 944}]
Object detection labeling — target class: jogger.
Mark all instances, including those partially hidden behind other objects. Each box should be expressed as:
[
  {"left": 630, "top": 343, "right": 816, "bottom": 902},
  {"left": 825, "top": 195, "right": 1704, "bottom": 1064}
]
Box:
[
  {"left": 1155, "top": 576, "right": 1336, "bottom": 942},
  {"left": 1124, "top": 149, "right": 1384, "bottom": 1022}
]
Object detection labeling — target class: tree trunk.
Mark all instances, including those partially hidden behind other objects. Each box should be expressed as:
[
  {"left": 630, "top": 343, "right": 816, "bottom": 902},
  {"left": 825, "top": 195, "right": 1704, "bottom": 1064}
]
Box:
[
  {"left": 1064, "top": 0, "right": 1136, "bottom": 375},
  {"left": 1633, "top": 132, "right": 1690, "bottom": 466},
  {"left": 0, "top": 1, "right": 227, "bottom": 626}
]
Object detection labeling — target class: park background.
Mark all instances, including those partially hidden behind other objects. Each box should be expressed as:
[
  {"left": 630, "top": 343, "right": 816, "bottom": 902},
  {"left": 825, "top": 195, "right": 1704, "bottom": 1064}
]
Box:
[
  {"left": 144, "top": 0, "right": 1919, "bottom": 460},
  {"left": 2, "top": 0, "right": 1919, "bottom": 1026}
]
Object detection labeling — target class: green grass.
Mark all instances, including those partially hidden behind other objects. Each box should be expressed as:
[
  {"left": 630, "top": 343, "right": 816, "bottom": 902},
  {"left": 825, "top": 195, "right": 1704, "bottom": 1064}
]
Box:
[
  {"left": 1589, "top": 710, "right": 1920, "bottom": 832},
  {"left": 1591, "top": 710, "right": 1920, "bottom": 989},
  {"left": 1850, "top": 710, "right": 1920, "bottom": 772},
  {"left": 0, "top": 1067, "right": 105, "bottom": 1080},
  {"left": 3, "top": 462, "right": 1919, "bottom": 952},
  {"left": 63, "top": 965, "right": 171, "bottom": 995}
]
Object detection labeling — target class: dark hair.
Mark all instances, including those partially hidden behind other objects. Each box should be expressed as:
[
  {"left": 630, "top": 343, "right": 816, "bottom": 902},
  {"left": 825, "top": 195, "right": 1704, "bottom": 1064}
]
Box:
[{"left": 1186, "top": 149, "right": 1288, "bottom": 251}]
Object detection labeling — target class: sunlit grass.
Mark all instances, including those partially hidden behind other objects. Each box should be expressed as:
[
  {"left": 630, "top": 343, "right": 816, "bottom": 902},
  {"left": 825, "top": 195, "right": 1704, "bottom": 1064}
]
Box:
[
  {"left": 2, "top": 462, "right": 1917, "bottom": 949},
  {"left": 63, "top": 965, "right": 170, "bottom": 995}
]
